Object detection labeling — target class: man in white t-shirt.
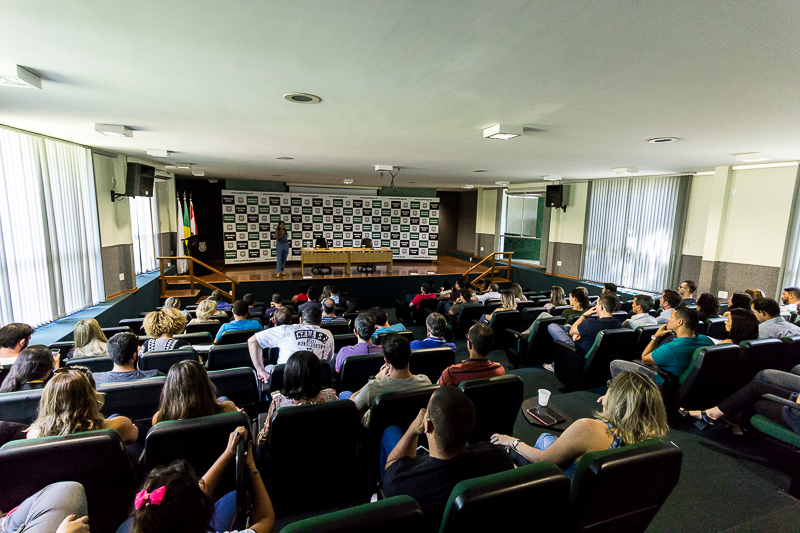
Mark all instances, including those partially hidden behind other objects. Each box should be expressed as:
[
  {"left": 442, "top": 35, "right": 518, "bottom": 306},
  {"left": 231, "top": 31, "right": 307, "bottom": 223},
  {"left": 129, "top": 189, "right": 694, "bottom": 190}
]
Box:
[{"left": 248, "top": 307, "right": 333, "bottom": 383}]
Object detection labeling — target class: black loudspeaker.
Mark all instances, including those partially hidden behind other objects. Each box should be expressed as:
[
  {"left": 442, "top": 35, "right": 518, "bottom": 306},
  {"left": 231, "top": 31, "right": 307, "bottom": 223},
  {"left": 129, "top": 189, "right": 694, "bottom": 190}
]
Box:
[
  {"left": 125, "top": 163, "right": 155, "bottom": 197},
  {"left": 545, "top": 185, "right": 563, "bottom": 208}
]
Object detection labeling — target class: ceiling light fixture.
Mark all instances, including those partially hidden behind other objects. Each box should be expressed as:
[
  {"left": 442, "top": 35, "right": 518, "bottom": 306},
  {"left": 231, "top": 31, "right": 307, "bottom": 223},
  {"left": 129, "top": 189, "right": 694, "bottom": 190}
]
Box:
[
  {"left": 694, "top": 171, "right": 716, "bottom": 176},
  {"left": 146, "top": 149, "right": 170, "bottom": 157},
  {"left": 495, "top": 181, "right": 510, "bottom": 186},
  {"left": 542, "top": 175, "right": 562, "bottom": 181},
  {"left": 613, "top": 167, "right": 638, "bottom": 174},
  {"left": 732, "top": 161, "right": 798, "bottom": 170},
  {"left": 284, "top": 93, "right": 322, "bottom": 104},
  {"left": 473, "top": 169, "right": 488, "bottom": 173},
  {"left": 0, "top": 64, "right": 42, "bottom": 89},
  {"left": 462, "top": 185, "right": 475, "bottom": 189},
  {"left": 174, "top": 163, "right": 192, "bottom": 169},
  {"left": 192, "top": 171, "right": 205, "bottom": 177},
  {"left": 648, "top": 137, "right": 679, "bottom": 144},
  {"left": 343, "top": 179, "right": 353, "bottom": 185},
  {"left": 483, "top": 124, "right": 523, "bottom": 140},
  {"left": 95, "top": 124, "right": 133, "bottom": 137},
  {"left": 735, "top": 152, "right": 767, "bottom": 162},
  {"left": 277, "top": 157, "right": 294, "bottom": 160}
]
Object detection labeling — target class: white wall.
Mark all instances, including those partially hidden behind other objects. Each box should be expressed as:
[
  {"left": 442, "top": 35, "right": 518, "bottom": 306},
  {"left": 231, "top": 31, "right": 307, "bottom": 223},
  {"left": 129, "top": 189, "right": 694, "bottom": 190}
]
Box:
[
  {"left": 475, "top": 189, "right": 497, "bottom": 234},
  {"left": 682, "top": 174, "right": 714, "bottom": 256},
  {"left": 549, "top": 182, "right": 587, "bottom": 244}
]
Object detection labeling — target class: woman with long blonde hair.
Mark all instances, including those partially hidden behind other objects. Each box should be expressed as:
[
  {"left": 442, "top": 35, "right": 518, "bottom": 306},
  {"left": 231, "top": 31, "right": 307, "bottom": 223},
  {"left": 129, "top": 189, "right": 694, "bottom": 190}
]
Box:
[
  {"left": 142, "top": 308, "right": 189, "bottom": 354},
  {"left": 543, "top": 286, "right": 567, "bottom": 310},
  {"left": 191, "top": 298, "right": 219, "bottom": 323},
  {"left": 26, "top": 367, "right": 138, "bottom": 443},
  {"left": 510, "top": 283, "right": 527, "bottom": 302},
  {"left": 68, "top": 318, "right": 107, "bottom": 359},
  {"left": 480, "top": 290, "right": 517, "bottom": 324},
  {"left": 491, "top": 372, "right": 668, "bottom": 480}
]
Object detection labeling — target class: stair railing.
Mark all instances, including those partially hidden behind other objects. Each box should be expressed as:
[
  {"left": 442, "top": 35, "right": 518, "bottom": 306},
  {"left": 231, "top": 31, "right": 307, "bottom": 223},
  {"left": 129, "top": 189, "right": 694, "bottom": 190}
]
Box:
[
  {"left": 157, "top": 256, "right": 238, "bottom": 302},
  {"left": 463, "top": 251, "right": 513, "bottom": 285}
]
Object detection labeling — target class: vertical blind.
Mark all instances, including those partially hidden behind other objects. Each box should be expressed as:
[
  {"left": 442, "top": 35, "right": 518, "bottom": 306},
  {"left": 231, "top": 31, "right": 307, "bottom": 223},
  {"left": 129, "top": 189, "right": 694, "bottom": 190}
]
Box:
[
  {"left": 130, "top": 195, "right": 159, "bottom": 274},
  {"left": 582, "top": 174, "right": 692, "bottom": 293},
  {"left": 0, "top": 127, "right": 105, "bottom": 327}
]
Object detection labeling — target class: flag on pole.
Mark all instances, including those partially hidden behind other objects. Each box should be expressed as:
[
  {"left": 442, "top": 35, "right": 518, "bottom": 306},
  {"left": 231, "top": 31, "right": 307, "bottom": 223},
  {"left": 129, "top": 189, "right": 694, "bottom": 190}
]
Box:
[
  {"left": 189, "top": 196, "right": 197, "bottom": 236},
  {"left": 177, "top": 197, "right": 188, "bottom": 274},
  {"left": 182, "top": 196, "right": 191, "bottom": 242}
]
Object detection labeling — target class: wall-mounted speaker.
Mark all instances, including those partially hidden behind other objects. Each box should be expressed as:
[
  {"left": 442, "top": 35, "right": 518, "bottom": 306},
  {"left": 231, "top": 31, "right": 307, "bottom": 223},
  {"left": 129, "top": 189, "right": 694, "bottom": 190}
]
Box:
[{"left": 545, "top": 184, "right": 563, "bottom": 208}]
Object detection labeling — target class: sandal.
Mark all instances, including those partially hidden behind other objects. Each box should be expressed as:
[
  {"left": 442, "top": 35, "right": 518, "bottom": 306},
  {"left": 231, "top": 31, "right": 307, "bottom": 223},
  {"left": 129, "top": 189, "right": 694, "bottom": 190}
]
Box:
[{"left": 678, "top": 408, "right": 715, "bottom": 430}]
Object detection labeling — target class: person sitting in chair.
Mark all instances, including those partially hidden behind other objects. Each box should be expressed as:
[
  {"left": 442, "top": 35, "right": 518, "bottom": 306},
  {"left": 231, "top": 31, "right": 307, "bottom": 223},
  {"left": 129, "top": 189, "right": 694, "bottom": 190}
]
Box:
[{"left": 410, "top": 313, "right": 456, "bottom": 353}]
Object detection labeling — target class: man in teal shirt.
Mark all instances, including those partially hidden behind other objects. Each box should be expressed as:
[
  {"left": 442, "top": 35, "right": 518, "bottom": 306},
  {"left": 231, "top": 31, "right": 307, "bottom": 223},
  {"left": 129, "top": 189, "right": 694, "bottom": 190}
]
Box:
[
  {"left": 214, "top": 300, "right": 263, "bottom": 344},
  {"left": 611, "top": 306, "right": 713, "bottom": 385}
]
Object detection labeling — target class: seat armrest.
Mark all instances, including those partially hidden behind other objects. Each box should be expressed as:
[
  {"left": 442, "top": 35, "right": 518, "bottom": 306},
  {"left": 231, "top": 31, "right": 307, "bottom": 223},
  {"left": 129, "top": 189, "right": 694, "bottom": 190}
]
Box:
[
  {"left": 553, "top": 339, "right": 577, "bottom": 352},
  {"left": 762, "top": 393, "right": 800, "bottom": 411},
  {"left": 506, "top": 328, "right": 523, "bottom": 337},
  {"left": 471, "top": 319, "right": 480, "bottom": 324}
]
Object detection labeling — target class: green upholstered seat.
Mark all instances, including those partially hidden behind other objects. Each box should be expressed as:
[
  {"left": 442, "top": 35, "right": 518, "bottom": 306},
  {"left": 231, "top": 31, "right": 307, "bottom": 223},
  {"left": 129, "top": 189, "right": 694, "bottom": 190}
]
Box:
[
  {"left": 280, "top": 495, "right": 424, "bottom": 533},
  {"left": 751, "top": 414, "right": 800, "bottom": 448}
]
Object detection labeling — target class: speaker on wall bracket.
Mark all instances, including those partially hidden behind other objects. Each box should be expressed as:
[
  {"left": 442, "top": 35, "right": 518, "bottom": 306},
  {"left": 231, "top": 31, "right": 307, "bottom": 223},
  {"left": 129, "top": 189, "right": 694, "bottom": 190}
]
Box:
[{"left": 545, "top": 184, "right": 567, "bottom": 212}]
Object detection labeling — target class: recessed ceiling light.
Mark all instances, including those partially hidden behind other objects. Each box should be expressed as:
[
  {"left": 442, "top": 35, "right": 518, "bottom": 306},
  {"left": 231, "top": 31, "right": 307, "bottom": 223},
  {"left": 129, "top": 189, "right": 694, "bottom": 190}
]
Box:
[
  {"left": 648, "top": 137, "right": 679, "bottom": 144},
  {"left": 473, "top": 169, "right": 488, "bottom": 173},
  {"left": 146, "top": 149, "right": 170, "bottom": 157},
  {"left": 343, "top": 179, "right": 353, "bottom": 185},
  {"left": 95, "top": 124, "right": 133, "bottom": 137},
  {"left": 694, "top": 171, "right": 716, "bottom": 176},
  {"left": 192, "top": 171, "right": 205, "bottom": 177},
  {"left": 483, "top": 124, "right": 523, "bottom": 140},
  {"left": 495, "top": 181, "right": 510, "bottom": 186},
  {"left": 735, "top": 152, "right": 767, "bottom": 162},
  {"left": 0, "top": 63, "right": 42, "bottom": 89},
  {"left": 284, "top": 93, "right": 322, "bottom": 104},
  {"left": 277, "top": 157, "right": 294, "bottom": 160},
  {"left": 613, "top": 167, "right": 638, "bottom": 174},
  {"left": 732, "top": 161, "right": 798, "bottom": 170},
  {"left": 463, "top": 185, "right": 475, "bottom": 189},
  {"left": 175, "top": 163, "right": 192, "bottom": 169}
]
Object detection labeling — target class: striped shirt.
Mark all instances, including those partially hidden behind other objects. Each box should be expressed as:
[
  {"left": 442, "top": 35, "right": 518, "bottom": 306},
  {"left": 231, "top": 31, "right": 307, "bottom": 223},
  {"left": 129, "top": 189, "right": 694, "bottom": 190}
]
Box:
[{"left": 438, "top": 358, "right": 505, "bottom": 386}]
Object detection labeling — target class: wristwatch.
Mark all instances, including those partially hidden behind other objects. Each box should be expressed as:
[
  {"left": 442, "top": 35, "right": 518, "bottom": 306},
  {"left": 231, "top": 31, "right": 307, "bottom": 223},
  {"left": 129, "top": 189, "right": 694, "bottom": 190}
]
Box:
[
  {"left": 651, "top": 335, "right": 658, "bottom": 341},
  {"left": 511, "top": 439, "right": 521, "bottom": 452}
]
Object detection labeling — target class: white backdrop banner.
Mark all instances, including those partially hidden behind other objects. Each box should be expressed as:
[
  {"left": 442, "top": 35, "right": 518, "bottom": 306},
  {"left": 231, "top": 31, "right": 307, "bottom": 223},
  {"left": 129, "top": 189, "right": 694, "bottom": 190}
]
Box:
[{"left": 222, "top": 191, "right": 439, "bottom": 264}]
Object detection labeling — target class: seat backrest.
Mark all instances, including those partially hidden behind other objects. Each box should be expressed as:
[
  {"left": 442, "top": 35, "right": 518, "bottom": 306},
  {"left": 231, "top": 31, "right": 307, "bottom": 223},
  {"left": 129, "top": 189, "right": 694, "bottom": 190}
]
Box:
[
  {"left": 612, "top": 311, "right": 629, "bottom": 322},
  {"left": 280, "top": 495, "right": 423, "bottom": 533},
  {"left": 485, "top": 300, "right": 502, "bottom": 314},
  {"left": 704, "top": 317, "right": 728, "bottom": 339},
  {"left": 206, "top": 343, "right": 254, "bottom": 371},
  {"left": 119, "top": 318, "right": 145, "bottom": 334},
  {"left": 185, "top": 320, "right": 223, "bottom": 337},
  {"left": 208, "top": 367, "right": 260, "bottom": 411},
  {"left": 99, "top": 376, "right": 166, "bottom": 421},
  {"left": 216, "top": 328, "right": 261, "bottom": 346},
  {"left": 582, "top": 329, "right": 636, "bottom": 388},
  {"left": 375, "top": 331, "right": 415, "bottom": 345},
  {"left": 519, "top": 307, "right": 548, "bottom": 330},
  {"left": 569, "top": 439, "right": 682, "bottom": 532},
  {"left": 324, "top": 323, "right": 352, "bottom": 336},
  {"left": 139, "top": 348, "right": 197, "bottom": 373},
  {"left": 441, "top": 463, "right": 570, "bottom": 533},
  {"left": 334, "top": 334, "right": 358, "bottom": 353},
  {"left": 781, "top": 335, "right": 800, "bottom": 371},
  {"left": 459, "top": 375, "right": 524, "bottom": 443},
  {"left": 101, "top": 326, "right": 132, "bottom": 337},
  {"left": 524, "top": 316, "right": 566, "bottom": 366},
  {"left": 741, "top": 338, "right": 793, "bottom": 375},
  {"left": 267, "top": 401, "right": 360, "bottom": 511},
  {"left": 343, "top": 312, "right": 359, "bottom": 328},
  {"left": 515, "top": 300, "right": 539, "bottom": 310},
  {"left": 0, "top": 429, "right": 138, "bottom": 533},
  {"left": 409, "top": 347, "right": 456, "bottom": 384},
  {"left": 267, "top": 364, "right": 286, "bottom": 397},
  {"left": 675, "top": 344, "right": 743, "bottom": 409},
  {"left": 340, "top": 354, "right": 385, "bottom": 393},
  {"left": 175, "top": 332, "right": 214, "bottom": 345},
  {"left": 0, "top": 388, "right": 44, "bottom": 424},
  {"left": 49, "top": 341, "right": 75, "bottom": 360},
  {"left": 455, "top": 304, "right": 486, "bottom": 338},
  {"left": 66, "top": 355, "right": 113, "bottom": 373},
  {"left": 551, "top": 305, "right": 574, "bottom": 316},
  {"left": 415, "top": 298, "right": 440, "bottom": 319},
  {"left": 630, "top": 325, "right": 661, "bottom": 359}
]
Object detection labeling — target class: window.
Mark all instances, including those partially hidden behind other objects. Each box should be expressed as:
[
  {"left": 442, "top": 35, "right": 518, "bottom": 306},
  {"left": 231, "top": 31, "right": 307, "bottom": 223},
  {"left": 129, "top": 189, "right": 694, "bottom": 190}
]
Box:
[
  {"left": 582, "top": 174, "right": 692, "bottom": 293},
  {"left": 0, "top": 127, "right": 105, "bottom": 327},
  {"left": 500, "top": 192, "right": 545, "bottom": 263},
  {"left": 130, "top": 195, "right": 159, "bottom": 274}
]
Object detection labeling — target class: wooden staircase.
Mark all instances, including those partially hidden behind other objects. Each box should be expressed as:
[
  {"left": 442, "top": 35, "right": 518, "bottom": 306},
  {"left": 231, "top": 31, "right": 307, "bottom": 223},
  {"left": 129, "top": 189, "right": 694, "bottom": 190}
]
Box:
[
  {"left": 158, "top": 256, "right": 238, "bottom": 303},
  {"left": 463, "top": 252, "right": 513, "bottom": 285}
]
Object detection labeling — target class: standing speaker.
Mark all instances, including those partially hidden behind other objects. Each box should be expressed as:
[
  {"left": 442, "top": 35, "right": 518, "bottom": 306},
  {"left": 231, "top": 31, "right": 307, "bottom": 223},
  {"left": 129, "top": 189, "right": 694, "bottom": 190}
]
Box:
[{"left": 545, "top": 185, "right": 563, "bottom": 208}]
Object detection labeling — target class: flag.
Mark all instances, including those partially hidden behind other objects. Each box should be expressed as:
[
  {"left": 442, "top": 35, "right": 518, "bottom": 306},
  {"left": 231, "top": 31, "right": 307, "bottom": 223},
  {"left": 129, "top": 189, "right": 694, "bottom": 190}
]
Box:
[
  {"left": 182, "top": 197, "right": 191, "bottom": 240},
  {"left": 189, "top": 197, "right": 197, "bottom": 236},
  {"left": 177, "top": 197, "right": 188, "bottom": 274}
]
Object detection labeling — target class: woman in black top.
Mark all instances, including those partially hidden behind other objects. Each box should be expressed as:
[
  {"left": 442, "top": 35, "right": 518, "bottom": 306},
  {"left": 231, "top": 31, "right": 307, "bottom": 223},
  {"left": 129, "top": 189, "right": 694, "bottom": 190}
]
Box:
[
  {"left": 0, "top": 345, "right": 57, "bottom": 393},
  {"left": 141, "top": 308, "right": 189, "bottom": 354},
  {"left": 696, "top": 292, "right": 720, "bottom": 322}
]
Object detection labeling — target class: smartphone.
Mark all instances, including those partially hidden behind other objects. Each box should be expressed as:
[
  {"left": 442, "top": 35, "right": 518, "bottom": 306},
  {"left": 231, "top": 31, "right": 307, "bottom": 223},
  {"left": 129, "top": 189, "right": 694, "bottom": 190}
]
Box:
[
  {"left": 527, "top": 408, "right": 558, "bottom": 426},
  {"left": 416, "top": 445, "right": 429, "bottom": 455}
]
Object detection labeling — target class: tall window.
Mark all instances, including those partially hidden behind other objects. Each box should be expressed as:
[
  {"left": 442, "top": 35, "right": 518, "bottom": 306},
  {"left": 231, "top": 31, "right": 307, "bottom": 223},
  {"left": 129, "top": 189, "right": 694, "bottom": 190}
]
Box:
[
  {"left": 0, "top": 127, "right": 105, "bottom": 327},
  {"left": 501, "top": 193, "right": 545, "bottom": 263},
  {"left": 583, "top": 174, "right": 691, "bottom": 293},
  {"left": 130, "top": 195, "right": 158, "bottom": 274}
]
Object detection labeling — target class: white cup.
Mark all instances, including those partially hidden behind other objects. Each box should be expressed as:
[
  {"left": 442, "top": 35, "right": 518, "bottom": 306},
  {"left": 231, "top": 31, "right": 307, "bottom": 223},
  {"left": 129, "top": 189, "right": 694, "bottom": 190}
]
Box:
[{"left": 538, "top": 388, "right": 551, "bottom": 407}]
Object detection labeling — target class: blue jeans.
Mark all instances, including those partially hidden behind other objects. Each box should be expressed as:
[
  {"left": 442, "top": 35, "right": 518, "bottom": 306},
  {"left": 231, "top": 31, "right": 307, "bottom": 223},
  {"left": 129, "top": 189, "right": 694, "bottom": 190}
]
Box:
[
  {"left": 276, "top": 241, "right": 289, "bottom": 273},
  {"left": 380, "top": 425, "right": 405, "bottom": 481},
  {"left": 116, "top": 491, "right": 237, "bottom": 533},
  {"left": 547, "top": 323, "right": 574, "bottom": 346},
  {"left": 534, "top": 433, "right": 576, "bottom": 480},
  {"left": 339, "top": 391, "right": 353, "bottom": 400}
]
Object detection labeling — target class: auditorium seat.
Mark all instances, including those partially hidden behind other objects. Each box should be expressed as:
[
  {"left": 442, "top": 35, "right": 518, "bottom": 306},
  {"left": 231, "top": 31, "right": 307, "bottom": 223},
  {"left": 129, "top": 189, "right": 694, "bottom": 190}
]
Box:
[
  {"left": 550, "top": 305, "right": 573, "bottom": 316},
  {"left": 138, "top": 332, "right": 214, "bottom": 346},
  {"left": 323, "top": 323, "right": 352, "bottom": 336},
  {"left": 0, "top": 388, "right": 44, "bottom": 424},
  {"left": 185, "top": 320, "right": 223, "bottom": 337},
  {"left": 343, "top": 312, "right": 359, "bottom": 328},
  {"left": 208, "top": 368, "right": 261, "bottom": 415},
  {"left": 139, "top": 347, "right": 198, "bottom": 373},
  {"left": 65, "top": 355, "right": 113, "bottom": 373},
  {"left": 119, "top": 318, "right": 145, "bottom": 334},
  {"left": 552, "top": 328, "right": 635, "bottom": 391},
  {"left": 101, "top": 326, "right": 132, "bottom": 338},
  {"left": 515, "top": 300, "right": 539, "bottom": 311},
  {"left": 339, "top": 354, "right": 385, "bottom": 392},
  {"left": 448, "top": 304, "right": 485, "bottom": 339},
  {"left": 440, "top": 463, "right": 569, "bottom": 533},
  {"left": 266, "top": 361, "right": 332, "bottom": 399},
  {"left": 506, "top": 316, "right": 565, "bottom": 368},
  {"left": 459, "top": 375, "right": 524, "bottom": 444},
  {"left": 279, "top": 495, "right": 424, "bottom": 533},
  {"left": 781, "top": 335, "right": 800, "bottom": 369},
  {"left": 485, "top": 309, "right": 520, "bottom": 349},
  {"left": 374, "top": 331, "right": 415, "bottom": 345},
  {"left": 750, "top": 394, "right": 800, "bottom": 498},
  {"left": 334, "top": 333, "right": 358, "bottom": 353},
  {"left": 484, "top": 299, "right": 502, "bottom": 315},
  {"left": 206, "top": 343, "right": 254, "bottom": 371},
  {"left": 409, "top": 347, "right": 455, "bottom": 384},
  {"left": 411, "top": 297, "right": 439, "bottom": 324},
  {"left": 568, "top": 438, "right": 682, "bottom": 532},
  {"left": 99, "top": 377, "right": 165, "bottom": 422},
  {"left": 0, "top": 430, "right": 139, "bottom": 533},
  {"left": 518, "top": 307, "right": 548, "bottom": 330},
  {"left": 612, "top": 311, "right": 629, "bottom": 322},
  {"left": 216, "top": 328, "right": 261, "bottom": 345},
  {"left": 703, "top": 317, "right": 728, "bottom": 339},
  {"left": 740, "top": 338, "right": 794, "bottom": 375},
  {"left": 629, "top": 325, "right": 661, "bottom": 360},
  {"left": 49, "top": 341, "right": 75, "bottom": 360}
]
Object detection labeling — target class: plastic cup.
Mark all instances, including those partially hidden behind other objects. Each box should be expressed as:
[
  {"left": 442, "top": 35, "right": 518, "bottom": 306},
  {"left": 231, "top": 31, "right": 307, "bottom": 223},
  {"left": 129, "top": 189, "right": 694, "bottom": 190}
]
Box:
[{"left": 538, "top": 388, "right": 551, "bottom": 407}]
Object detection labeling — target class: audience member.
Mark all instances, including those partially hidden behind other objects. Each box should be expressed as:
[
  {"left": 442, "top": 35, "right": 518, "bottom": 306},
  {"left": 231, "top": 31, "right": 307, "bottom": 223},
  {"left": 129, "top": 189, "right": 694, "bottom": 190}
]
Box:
[
  {"left": 291, "top": 283, "right": 310, "bottom": 304},
  {"left": 191, "top": 299, "right": 218, "bottom": 323},
  {"left": 480, "top": 290, "right": 516, "bottom": 324},
  {"left": 319, "top": 285, "right": 332, "bottom": 302},
  {"left": 152, "top": 360, "right": 237, "bottom": 425},
  {"left": 213, "top": 300, "right": 262, "bottom": 343},
  {"left": 256, "top": 351, "right": 338, "bottom": 446},
  {"left": 440, "top": 278, "right": 464, "bottom": 307},
  {"left": 264, "top": 293, "right": 285, "bottom": 320},
  {"left": 344, "top": 334, "right": 432, "bottom": 426},
  {"left": 0, "top": 322, "right": 34, "bottom": 359},
  {"left": 547, "top": 292, "right": 622, "bottom": 353},
  {"left": 320, "top": 298, "right": 348, "bottom": 325},
  {"left": 298, "top": 286, "right": 322, "bottom": 314},
  {"left": 656, "top": 289, "right": 682, "bottom": 324},
  {"left": 446, "top": 288, "right": 474, "bottom": 317},
  {"left": 0, "top": 345, "right": 57, "bottom": 393},
  {"left": 678, "top": 280, "right": 697, "bottom": 305},
  {"left": 542, "top": 286, "right": 567, "bottom": 310},
  {"left": 622, "top": 294, "right": 658, "bottom": 330},
  {"left": 270, "top": 306, "right": 293, "bottom": 327},
  {"left": 560, "top": 288, "right": 592, "bottom": 323},
  {"left": 382, "top": 387, "right": 515, "bottom": 530},
  {"left": 437, "top": 280, "right": 453, "bottom": 299},
  {"left": 407, "top": 283, "right": 438, "bottom": 309},
  {"left": 780, "top": 286, "right": 800, "bottom": 313},
  {"left": 744, "top": 288, "right": 766, "bottom": 301},
  {"left": 473, "top": 283, "right": 501, "bottom": 304},
  {"left": 0, "top": 482, "right": 90, "bottom": 533},
  {"left": 329, "top": 285, "right": 341, "bottom": 305},
  {"left": 410, "top": 313, "right": 457, "bottom": 353},
  {"left": 119, "top": 430, "right": 274, "bottom": 533},
  {"left": 696, "top": 292, "right": 720, "bottom": 322},
  {"left": 141, "top": 308, "right": 189, "bottom": 353},
  {"left": 752, "top": 297, "right": 800, "bottom": 339},
  {"left": 208, "top": 290, "right": 231, "bottom": 311},
  {"left": 248, "top": 307, "right": 334, "bottom": 383},
  {"left": 334, "top": 313, "right": 382, "bottom": 373},
  {"left": 611, "top": 306, "right": 713, "bottom": 385},
  {"left": 27, "top": 367, "right": 138, "bottom": 443},
  {"left": 603, "top": 283, "right": 624, "bottom": 310},
  {"left": 163, "top": 296, "right": 190, "bottom": 321},
  {"left": 510, "top": 283, "right": 526, "bottom": 302},
  {"left": 728, "top": 292, "right": 753, "bottom": 311},
  {"left": 369, "top": 306, "right": 407, "bottom": 341},
  {"left": 243, "top": 292, "right": 259, "bottom": 313},
  {"left": 438, "top": 323, "right": 504, "bottom": 386},
  {"left": 93, "top": 332, "right": 163, "bottom": 386},
  {"left": 492, "top": 371, "right": 668, "bottom": 480},
  {"left": 715, "top": 308, "right": 759, "bottom": 345}
]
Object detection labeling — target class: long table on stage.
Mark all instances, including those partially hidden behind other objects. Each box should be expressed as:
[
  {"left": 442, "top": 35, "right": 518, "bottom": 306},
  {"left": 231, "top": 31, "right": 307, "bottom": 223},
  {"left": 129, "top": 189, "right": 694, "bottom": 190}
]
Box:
[{"left": 300, "top": 248, "right": 393, "bottom": 275}]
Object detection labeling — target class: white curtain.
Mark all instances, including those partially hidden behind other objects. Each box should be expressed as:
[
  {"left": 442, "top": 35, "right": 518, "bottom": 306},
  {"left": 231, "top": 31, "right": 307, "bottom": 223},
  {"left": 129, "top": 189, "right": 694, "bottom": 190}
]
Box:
[
  {"left": 130, "top": 195, "right": 158, "bottom": 274},
  {"left": 780, "top": 170, "right": 800, "bottom": 291},
  {"left": 583, "top": 174, "right": 691, "bottom": 293},
  {"left": 0, "top": 127, "right": 105, "bottom": 327}
]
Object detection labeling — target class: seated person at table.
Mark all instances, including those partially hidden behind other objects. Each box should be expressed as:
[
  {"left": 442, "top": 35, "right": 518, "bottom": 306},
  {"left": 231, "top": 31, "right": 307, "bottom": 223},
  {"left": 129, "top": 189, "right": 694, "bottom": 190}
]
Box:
[
  {"left": 93, "top": 332, "right": 163, "bottom": 386},
  {"left": 492, "top": 371, "right": 668, "bottom": 480},
  {"left": 611, "top": 306, "right": 713, "bottom": 385},
  {"left": 547, "top": 292, "right": 622, "bottom": 353},
  {"left": 27, "top": 366, "right": 138, "bottom": 444},
  {"left": 264, "top": 293, "right": 285, "bottom": 321},
  {"left": 213, "top": 300, "right": 262, "bottom": 343},
  {"left": 369, "top": 306, "right": 407, "bottom": 341},
  {"left": 152, "top": 360, "right": 237, "bottom": 425},
  {"left": 334, "top": 313, "right": 382, "bottom": 373},
  {"left": 256, "top": 351, "right": 338, "bottom": 447},
  {"left": 752, "top": 297, "right": 800, "bottom": 339},
  {"left": 208, "top": 290, "right": 231, "bottom": 311},
  {"left": 342, "top": 334, "right": 431, "bottom": 426},
  {"left": 714, "top": 308, "right": 759, "bottom": 345},
  {"left": 479, "top": 289, "right": 516, "bottom": 324},
  {"left": 656, "top": 289, "right": 681, "bottom": 324},
  {"left": 141, "top": 308, "right": 189, "bottom": 354},
  {"left": 410, "top": 313, "right": 457, "bottom": 353},
  {"left": 622, "top": 294, "right": 658, "bottom": 330},
  {"left": 438, "top": 323, "right": 504, "bottom": 386},
  {"left": 248, "top": 307, "right": 334, "bottom": 383},
  {"left": 406, "top": 283, "right": 438, "bottom": 309},
  {"left": 190, "top": 298, "right": 218, "bottom": 323},
  {"left": 696, "top": 292, "right": 720, "bottom": 322},
  {"left": 383, "top": 386, "right": 515, "bottom": 531},
  {"left": 320, "top": 298, "right": 348, "bottom": 326},
  {"left": 0, "top": 345, "right": 58, "bottom": 393},
  {"left": 298, "top": 286, "right": 322, "bottom": 314},
  {"left": 67, "top": 318, "right": 107, "bottom": 359}
]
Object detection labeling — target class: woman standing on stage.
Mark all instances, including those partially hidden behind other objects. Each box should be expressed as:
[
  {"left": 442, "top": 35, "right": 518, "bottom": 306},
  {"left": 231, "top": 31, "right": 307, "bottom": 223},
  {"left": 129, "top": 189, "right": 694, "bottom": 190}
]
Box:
[{"left": 275, "top": 220, "right": 289, "bottom": 278}]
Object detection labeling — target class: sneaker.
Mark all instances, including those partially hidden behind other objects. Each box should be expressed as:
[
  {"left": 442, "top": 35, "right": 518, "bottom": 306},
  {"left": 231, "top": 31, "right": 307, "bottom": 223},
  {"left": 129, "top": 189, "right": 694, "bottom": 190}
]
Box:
[{"left": 543, "top": 363, "right": 555, "bottom": 372}]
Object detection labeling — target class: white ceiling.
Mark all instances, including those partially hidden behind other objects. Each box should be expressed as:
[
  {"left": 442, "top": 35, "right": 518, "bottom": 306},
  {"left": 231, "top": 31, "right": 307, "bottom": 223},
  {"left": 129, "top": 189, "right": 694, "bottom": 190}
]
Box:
[{"left": 1, "top": 1, "right": 798, "bottom": 189}]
